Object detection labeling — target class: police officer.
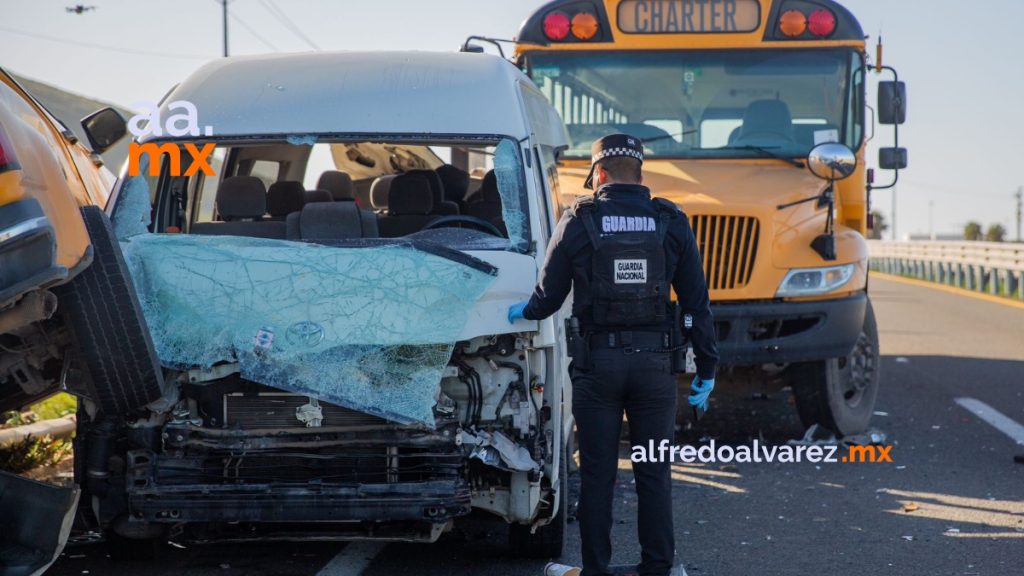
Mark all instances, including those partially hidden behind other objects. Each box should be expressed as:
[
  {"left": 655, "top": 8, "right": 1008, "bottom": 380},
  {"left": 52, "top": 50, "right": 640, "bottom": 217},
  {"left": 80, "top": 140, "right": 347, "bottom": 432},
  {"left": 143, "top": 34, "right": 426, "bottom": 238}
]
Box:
[{"left": 507, "top": 134, "right": 718, "bottom": 576}]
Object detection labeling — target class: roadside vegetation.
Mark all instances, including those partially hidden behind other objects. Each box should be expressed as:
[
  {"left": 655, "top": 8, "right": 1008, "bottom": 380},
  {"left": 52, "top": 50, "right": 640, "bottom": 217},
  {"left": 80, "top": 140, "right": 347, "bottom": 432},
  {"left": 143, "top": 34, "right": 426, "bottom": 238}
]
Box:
[{"left": 1, "top": 392, "right": 76, "bottom": 475}]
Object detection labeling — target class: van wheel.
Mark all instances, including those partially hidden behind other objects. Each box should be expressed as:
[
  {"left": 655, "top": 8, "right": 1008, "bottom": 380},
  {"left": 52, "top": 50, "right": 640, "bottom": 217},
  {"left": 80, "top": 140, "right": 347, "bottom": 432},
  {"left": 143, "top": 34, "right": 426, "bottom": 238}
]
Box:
[
  {"left": 508, "top": 442, "right": 567, "bottom": 559},
  {"left": 790, "top": 299, "right": 880, "bottom": 436},
  {"left": 54, "top": 206, "right": 163, "bottom": 420}
]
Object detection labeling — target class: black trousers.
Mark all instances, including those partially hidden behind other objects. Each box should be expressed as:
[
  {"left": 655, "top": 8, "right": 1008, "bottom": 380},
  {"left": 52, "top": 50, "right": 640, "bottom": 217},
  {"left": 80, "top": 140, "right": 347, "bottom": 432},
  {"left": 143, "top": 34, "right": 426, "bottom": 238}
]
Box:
[{"left": 571, "top": 346, "right": 678, "bottom": 576}]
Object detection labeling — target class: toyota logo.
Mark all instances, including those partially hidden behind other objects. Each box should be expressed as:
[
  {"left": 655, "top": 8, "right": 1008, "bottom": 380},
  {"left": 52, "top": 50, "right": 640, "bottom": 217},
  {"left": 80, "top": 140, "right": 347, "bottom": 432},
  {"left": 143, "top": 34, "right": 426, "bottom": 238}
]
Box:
[{"left": 286, "top": 321, "right": 325, "bottom": 348}]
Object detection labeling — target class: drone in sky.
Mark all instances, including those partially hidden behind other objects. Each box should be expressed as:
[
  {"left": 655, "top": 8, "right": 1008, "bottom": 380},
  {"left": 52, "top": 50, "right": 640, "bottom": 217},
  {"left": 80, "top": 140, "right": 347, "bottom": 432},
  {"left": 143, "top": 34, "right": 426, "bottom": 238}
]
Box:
[{"left": 66, "top": 5, "right": 96, "bottom": 14}]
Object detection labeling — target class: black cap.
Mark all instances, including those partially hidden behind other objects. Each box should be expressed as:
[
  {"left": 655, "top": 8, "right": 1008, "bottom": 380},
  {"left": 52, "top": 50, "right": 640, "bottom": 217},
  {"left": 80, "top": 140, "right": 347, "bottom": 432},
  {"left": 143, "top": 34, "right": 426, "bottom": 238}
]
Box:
[{"left": 583, "top": 133, "right": 645, "bottom": 190}]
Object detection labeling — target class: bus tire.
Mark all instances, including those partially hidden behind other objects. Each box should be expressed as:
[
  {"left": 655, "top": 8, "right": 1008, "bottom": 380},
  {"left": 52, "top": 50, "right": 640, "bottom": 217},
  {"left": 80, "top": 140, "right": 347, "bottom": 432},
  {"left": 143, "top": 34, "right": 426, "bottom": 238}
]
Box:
[
  {"left": 54, "top": 206, "right": 164, "bottom": 420},
  {"left": 790, "top": 299, "right": 880, "bottom": 436}
]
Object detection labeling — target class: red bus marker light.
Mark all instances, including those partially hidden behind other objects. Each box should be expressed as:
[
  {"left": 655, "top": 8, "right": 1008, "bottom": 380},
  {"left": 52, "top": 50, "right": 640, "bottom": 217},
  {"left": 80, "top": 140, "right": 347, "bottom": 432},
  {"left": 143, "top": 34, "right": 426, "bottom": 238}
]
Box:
[
  {"left": 544, "top": 11, "right": 571, "bottom": 41},
  {"left": 808, "top": 9, "right": 836, "bottom": 37}
]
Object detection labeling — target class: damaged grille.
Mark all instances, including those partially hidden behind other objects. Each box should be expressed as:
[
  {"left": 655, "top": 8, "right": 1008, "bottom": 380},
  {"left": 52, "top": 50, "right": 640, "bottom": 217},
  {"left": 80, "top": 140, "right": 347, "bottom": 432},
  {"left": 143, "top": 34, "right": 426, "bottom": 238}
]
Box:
[
  {"left": 690, "top": 215, "right": 760, "bottom": 291},
  {"left": 223, "top": 393, "right": 389, "bottom": 428},
  {"left": 135, "top": 446, "right": 464, "bottom": 486}
]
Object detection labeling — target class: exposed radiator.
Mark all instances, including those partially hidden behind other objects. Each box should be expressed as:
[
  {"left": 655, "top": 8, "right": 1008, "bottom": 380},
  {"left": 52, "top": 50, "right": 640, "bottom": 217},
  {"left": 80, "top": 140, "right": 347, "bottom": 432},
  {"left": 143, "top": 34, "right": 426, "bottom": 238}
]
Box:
[{"left": 223, "top": 393, "right": 388, "bottom": 428}]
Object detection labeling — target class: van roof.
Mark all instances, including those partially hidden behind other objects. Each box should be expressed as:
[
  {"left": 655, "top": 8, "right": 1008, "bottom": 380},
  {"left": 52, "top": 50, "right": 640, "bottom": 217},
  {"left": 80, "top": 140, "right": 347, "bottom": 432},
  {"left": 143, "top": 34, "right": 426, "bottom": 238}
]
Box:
[{"left": 154, "top": 51, "right": 566, "bottom": 146}]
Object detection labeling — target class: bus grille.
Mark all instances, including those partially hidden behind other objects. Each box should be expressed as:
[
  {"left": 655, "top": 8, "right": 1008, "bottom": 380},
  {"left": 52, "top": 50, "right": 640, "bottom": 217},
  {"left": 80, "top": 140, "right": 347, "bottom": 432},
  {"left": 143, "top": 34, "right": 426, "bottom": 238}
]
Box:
[{"left": 690, "top": 215, "right": 760, "bottom": 291}]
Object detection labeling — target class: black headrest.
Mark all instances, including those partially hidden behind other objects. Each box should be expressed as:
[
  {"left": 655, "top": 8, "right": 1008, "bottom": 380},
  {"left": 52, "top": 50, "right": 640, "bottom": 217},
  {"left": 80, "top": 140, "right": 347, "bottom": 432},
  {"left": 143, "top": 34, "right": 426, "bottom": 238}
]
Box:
[
  {"left": 479, "top": 170, "right": 500, "bottom": 203},
  {"left": 406, "top": 169, "right": 445, "bottom": 208},
  {"left": 316, "top": 170, "right": 355, "bottom": 201},
  {"left": 304, "top": 189, "right": 333, "bottom": 204},
  {"left": 217, "top": 176, "right": 267, "bottom": 220},
  {"left": 388, "top": 174, "right": 433, "bottom": 216},
  {"left": 370, "top": 175, "right": 397, "bottom": 210},
  {"left": 267, "top": 180, "right": 306, "bottom": 217},
  {"left": 435, "top": 164, "right": 470, "bottom": 204}
]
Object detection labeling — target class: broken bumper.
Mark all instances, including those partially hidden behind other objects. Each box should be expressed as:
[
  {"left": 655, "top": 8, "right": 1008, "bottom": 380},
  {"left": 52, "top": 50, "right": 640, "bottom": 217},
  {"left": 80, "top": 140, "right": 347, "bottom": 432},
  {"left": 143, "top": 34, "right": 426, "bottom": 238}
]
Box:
[
  {"left": 712, "top": 291, "right": 867, "bottom": 365},
  {"left": 0, "top": 198, "right": 66, "bottom": 308}
]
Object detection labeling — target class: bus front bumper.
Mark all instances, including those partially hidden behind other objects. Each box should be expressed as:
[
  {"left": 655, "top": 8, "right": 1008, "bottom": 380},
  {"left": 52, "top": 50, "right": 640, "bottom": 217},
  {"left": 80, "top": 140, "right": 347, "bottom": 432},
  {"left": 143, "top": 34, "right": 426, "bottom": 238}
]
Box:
[{"left": 711, "top": 292, "right": 867, "bottom": 366}]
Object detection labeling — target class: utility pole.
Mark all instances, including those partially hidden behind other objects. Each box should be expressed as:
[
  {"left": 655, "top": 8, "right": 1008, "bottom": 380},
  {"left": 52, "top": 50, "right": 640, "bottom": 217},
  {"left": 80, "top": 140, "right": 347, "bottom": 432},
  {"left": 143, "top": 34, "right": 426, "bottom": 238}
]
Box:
[
  {"left": 222, "top": 0, "right": 229, "bottom": 57},
  {"left": 1016, "top": 186, "right": 1022, "bottom": 243},
  {"left": 929, "top": 200, "right": 935, "bottom": 241}
]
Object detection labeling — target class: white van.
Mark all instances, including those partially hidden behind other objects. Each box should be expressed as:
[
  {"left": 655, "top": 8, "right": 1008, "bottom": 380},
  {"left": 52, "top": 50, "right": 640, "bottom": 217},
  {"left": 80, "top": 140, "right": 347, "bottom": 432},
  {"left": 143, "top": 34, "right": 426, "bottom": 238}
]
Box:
[{"left": 69, "top": 51, "right": 573, "bottom": 557}]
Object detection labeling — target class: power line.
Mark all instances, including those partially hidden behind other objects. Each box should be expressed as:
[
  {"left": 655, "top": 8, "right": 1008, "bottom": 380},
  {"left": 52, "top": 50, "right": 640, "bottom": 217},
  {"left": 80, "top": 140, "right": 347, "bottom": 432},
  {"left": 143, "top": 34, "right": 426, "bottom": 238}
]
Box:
[
  {"left": 228, "top": 10, "right": 279, "bottom": 51},
  {"left": 259, "top": 0, "right": 320, "bottom": 50},
  {"left": 0, "top": 25, "right": 209, "bottom": 60}
]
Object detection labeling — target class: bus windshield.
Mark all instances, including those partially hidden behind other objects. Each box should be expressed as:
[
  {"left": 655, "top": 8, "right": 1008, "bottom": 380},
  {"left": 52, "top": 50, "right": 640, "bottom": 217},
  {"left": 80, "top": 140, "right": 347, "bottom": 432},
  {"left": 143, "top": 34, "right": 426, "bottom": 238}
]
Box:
[{"left": 526, "top": 49, "right": 863, "bottom": 161}]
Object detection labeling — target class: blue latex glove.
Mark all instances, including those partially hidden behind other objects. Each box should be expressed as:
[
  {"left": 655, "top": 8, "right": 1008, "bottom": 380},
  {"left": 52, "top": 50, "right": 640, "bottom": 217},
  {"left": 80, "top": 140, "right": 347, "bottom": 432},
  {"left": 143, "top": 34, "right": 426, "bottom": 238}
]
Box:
[
  {"left": 688, "top": 375, "right": 715, "bottom": 411},
  {"left": 507, "top": 300, "right": 529, "bottom": 324}
]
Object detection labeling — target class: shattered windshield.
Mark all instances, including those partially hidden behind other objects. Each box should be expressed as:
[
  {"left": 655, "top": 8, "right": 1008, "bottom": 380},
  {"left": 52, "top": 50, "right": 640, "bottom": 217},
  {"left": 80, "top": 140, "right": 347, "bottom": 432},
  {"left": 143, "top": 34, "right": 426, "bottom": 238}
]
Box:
[{"left": 108, "top": 135, "right": 533, "bottom": 427}]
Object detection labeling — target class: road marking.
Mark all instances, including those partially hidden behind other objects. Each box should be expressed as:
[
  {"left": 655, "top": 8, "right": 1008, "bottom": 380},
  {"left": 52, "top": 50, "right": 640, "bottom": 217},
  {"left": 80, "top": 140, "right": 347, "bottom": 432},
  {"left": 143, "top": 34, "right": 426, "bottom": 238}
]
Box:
[
  {"left": 315, "top": 542, "right": 385, "bottom": 576},
  {"left": 872, "top": 272, "right": 1024, "bottom": 311},
  {"left": 955, "top": 398, "right": 1024, "bottom": 446}
]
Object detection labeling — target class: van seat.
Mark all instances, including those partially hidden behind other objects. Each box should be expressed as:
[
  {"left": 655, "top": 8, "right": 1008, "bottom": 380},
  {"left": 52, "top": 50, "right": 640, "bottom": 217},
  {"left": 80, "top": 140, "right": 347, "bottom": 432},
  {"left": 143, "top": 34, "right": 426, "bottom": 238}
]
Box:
[
  {"left": 191, "top": 176, "right": 286, "bottom": 239},
  {"left": 378, "top": 174, "right": 435, "bottom": 238},
  {"left": 317, "top": 170, "right": 356, "bottom": 201},
  {"left": 267, "top": 181, "right": 306, "bottom": 220},
  {"left": 286, "top": 202, "right": 379, "bottom": 241}
]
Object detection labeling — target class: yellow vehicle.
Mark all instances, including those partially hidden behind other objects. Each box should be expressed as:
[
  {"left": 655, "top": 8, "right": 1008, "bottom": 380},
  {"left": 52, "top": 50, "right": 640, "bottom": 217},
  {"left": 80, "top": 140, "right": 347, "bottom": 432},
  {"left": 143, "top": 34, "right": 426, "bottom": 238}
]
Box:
[{"left": 508, "top": 0, "right": 907, "bottom": 435}]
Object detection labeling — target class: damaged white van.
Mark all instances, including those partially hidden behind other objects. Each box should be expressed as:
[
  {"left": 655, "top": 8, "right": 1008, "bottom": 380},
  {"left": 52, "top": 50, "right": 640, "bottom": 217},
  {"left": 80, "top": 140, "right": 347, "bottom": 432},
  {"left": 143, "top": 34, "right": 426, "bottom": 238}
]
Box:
[{"left": 72, "top": 52, "right": 572, "bottom": 556}]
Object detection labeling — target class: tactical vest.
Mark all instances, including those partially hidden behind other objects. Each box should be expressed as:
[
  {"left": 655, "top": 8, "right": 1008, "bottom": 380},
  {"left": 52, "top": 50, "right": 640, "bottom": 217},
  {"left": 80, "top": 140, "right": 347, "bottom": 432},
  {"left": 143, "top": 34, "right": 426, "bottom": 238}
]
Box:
[{"left": 576, "top": 196, "right": 673, "bottom": 328}]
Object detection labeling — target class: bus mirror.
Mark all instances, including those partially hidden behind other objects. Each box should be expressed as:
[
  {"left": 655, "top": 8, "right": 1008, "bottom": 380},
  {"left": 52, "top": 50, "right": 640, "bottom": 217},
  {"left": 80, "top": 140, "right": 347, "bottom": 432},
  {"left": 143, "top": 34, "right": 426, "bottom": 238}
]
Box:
[
  {"left": 807, "top": 143, "right": 857, "bottom": 181},
  {"left": 878, "top": 81, "right": 907, "bottom": 125},
  {"left": 879, "top": 147, "right": 908, "bottom": 170}
]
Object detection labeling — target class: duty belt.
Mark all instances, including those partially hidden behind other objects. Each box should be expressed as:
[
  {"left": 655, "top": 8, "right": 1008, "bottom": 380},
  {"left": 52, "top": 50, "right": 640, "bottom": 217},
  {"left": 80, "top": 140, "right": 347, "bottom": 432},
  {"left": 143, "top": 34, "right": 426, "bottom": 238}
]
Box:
[{"left": 588, "top": 330, "right": 671, "bottom": 354}]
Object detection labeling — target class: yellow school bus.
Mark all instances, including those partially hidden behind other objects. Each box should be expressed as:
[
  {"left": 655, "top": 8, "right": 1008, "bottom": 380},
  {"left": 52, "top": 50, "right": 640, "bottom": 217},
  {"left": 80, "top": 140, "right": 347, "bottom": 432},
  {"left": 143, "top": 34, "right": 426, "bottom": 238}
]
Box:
[{"left": 510, "top": 0, "right": 907, "bottom": 435}]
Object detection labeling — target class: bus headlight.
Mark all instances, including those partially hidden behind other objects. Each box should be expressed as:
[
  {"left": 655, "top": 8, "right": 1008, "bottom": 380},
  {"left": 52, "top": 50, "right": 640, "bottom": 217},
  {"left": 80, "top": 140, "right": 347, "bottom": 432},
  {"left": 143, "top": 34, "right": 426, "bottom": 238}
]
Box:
[{"left": 776, "top": 264, "right": 855, "bottom": 297}]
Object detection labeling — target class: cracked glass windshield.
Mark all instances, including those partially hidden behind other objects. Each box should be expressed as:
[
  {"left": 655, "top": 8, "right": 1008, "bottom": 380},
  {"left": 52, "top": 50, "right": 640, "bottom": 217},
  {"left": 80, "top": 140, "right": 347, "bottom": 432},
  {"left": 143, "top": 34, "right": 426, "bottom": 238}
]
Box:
[
  {"left": 526, "top": 49, "right": 864, "bottom": 160},
  {"left": 111, "top": 136, "right": 527, "bottom": 426}
]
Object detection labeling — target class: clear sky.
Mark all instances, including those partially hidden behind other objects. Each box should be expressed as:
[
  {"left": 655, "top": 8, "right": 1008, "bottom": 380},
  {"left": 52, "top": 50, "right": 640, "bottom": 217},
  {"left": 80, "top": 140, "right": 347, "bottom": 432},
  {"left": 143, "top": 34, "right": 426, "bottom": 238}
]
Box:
[{"left": 1, "top": 0, "right": 1021, "bottom": 240}]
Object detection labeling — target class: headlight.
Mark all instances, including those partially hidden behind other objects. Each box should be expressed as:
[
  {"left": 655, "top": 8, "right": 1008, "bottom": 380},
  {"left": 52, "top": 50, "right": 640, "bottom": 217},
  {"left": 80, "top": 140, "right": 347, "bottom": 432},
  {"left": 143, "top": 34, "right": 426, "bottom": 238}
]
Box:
[{"left": 776, "top": 264, "right": 855, "bottom": 297}]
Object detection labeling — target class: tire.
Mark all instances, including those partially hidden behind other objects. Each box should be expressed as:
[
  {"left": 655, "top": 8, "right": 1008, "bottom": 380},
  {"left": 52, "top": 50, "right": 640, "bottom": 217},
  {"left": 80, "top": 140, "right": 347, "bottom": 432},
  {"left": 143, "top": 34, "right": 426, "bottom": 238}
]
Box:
[
  {"left": 105, "top": 530, "right": 167, "bottom": 562},
  {"left": 54, "top": 206, "right": 163, "bottom": 419},
  {"left": 508, "top": 441, "right": 568, "bottom": 559},
  {"left": 790, "top": 299, "right": 880, "bottom": 436}
]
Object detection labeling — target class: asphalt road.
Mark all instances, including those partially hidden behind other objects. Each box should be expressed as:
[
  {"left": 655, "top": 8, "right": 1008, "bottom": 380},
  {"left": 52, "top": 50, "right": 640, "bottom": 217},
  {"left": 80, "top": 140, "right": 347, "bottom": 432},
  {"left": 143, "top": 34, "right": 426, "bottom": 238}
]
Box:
[{"left": 48, "top": 276, "right": 1024, "bottom": 576}]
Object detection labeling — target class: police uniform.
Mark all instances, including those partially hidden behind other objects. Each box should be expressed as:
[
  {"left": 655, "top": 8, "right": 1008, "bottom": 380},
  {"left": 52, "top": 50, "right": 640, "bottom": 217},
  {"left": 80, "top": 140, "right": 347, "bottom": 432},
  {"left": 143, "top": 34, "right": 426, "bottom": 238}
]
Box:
[{"left": 520, "top": 135, "right": 718, "bottom": 576}]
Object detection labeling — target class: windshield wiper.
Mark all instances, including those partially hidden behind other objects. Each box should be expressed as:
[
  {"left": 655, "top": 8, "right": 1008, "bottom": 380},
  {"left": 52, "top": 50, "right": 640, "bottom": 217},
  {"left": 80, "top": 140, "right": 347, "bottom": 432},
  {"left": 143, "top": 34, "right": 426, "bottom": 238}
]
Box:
[
  {"left": 725, "top": 145, "right": 805, "bottom": 169},
  {"left": 642, "top": 129, "right": 698, "bottom": 146}
]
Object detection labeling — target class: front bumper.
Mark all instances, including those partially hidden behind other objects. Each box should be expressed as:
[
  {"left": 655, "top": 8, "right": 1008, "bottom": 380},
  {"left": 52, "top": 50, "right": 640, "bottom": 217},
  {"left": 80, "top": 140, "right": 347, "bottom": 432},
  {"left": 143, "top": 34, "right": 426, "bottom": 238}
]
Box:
[
  {"left": 712, "top": 291, "right": 867, "bottom": 366},
  {"left": 0, "top": 198, "right": 67, "bottom": 308},
  {"left": 127, "top": 481, "right": 471, "bottom": 525},
  {"left": 124, "top": 424, "right": 471, "bottom": 526}
]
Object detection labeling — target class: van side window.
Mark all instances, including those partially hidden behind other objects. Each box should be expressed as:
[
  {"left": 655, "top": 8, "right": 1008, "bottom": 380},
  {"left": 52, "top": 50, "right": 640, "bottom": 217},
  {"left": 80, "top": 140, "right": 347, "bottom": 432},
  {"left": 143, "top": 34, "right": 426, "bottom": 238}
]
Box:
[{"left": 194, "top": 148, "right": 227, "bottom": 224}]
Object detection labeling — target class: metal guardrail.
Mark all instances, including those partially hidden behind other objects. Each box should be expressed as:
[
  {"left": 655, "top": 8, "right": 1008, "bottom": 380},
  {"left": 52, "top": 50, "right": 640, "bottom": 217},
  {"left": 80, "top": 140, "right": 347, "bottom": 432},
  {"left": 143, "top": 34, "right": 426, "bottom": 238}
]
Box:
[
  {"left": 0, "top": 415, "right": 76, "bottom": 447},
  {"left": 868, "top": 240, "right": 1024, "bottom": 299}
]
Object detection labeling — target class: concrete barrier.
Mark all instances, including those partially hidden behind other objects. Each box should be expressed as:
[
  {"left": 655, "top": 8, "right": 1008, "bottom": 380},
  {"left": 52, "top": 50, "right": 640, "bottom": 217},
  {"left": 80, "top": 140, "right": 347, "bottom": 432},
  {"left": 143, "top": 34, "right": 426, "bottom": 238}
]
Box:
[{"left": 868, "top": 240, "right": 1024, "bottom": 299}]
